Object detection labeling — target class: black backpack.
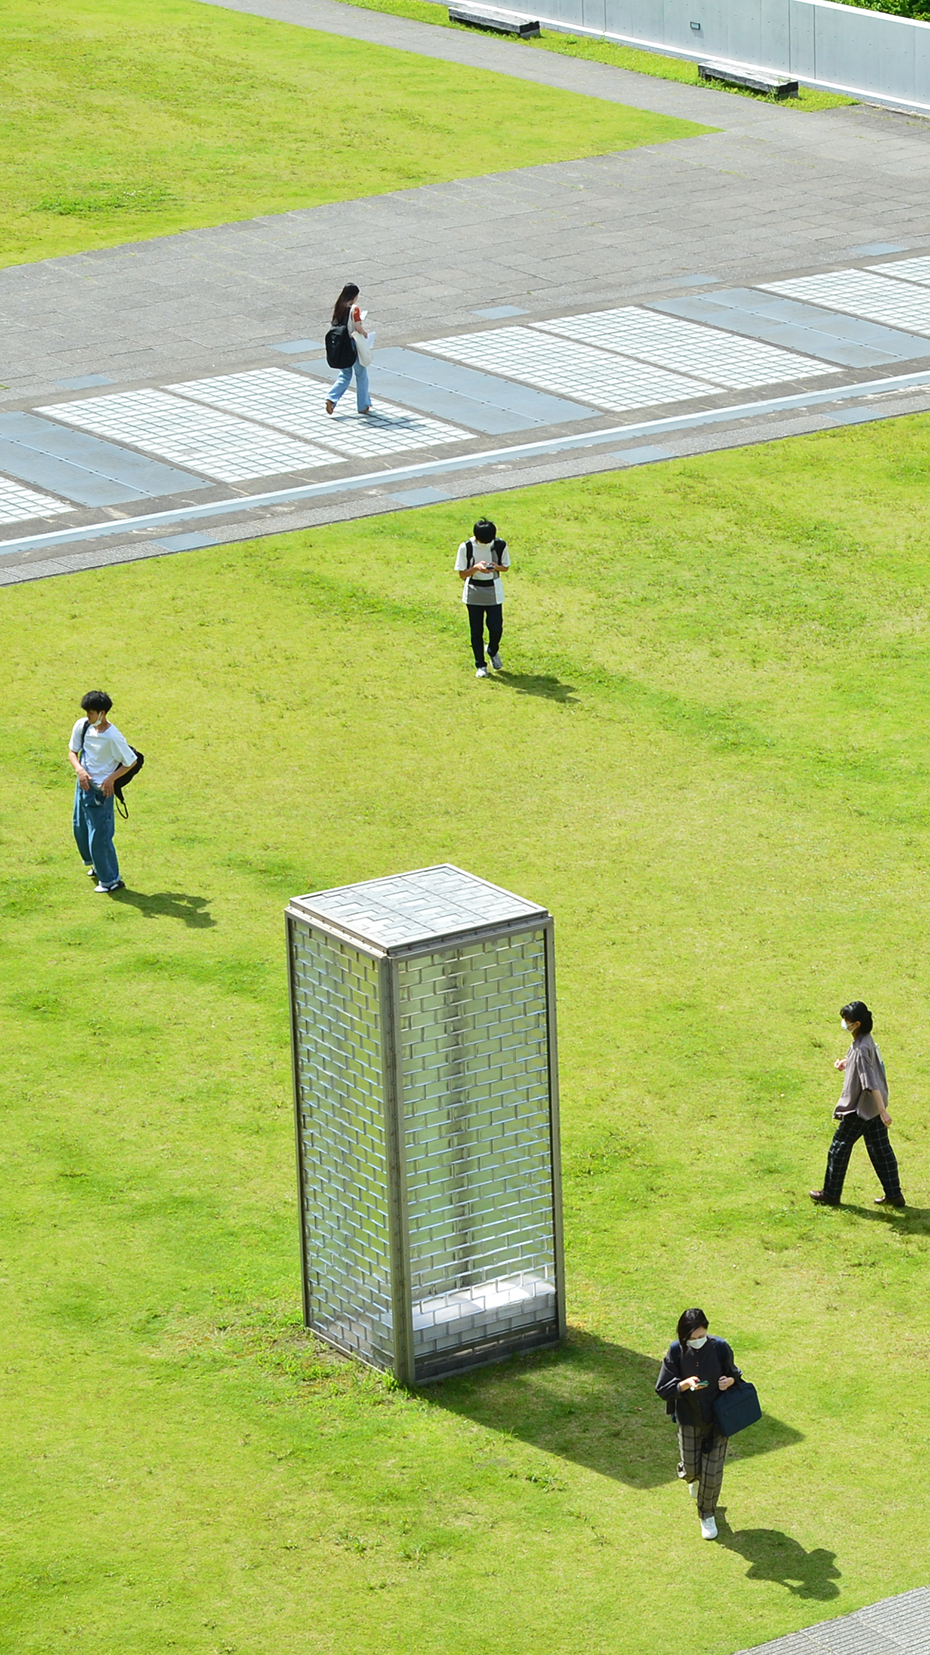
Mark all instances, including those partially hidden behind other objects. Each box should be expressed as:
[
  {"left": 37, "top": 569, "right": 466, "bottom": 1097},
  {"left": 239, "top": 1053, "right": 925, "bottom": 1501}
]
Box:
[
  {"left": 80, "top": 720, "right": 145, "bottom": 819},
  {"left": 464, "top": 537, "right": 506, "bottom": 571},
  {"left": 324, "top": 314, "right": 358, "bottom": 370}
]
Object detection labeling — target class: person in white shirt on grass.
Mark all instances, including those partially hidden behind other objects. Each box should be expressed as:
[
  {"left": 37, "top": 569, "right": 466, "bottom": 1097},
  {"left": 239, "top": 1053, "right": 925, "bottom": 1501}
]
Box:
[
  {"left": 454, "top": 518, "right": 510, "bottom": 679},
  {"left": 68, "top": 691, "right": 136, "bottom": 893}
]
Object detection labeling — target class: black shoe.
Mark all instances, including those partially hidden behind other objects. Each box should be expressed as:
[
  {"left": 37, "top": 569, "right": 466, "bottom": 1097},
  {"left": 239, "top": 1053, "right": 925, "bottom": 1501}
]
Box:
[
  {"left": 875, "top": 1194, "right": 906, "bottom": 1207},
  {"left": 809, "top": 1189, "right": 840, "bottom": 1206}
]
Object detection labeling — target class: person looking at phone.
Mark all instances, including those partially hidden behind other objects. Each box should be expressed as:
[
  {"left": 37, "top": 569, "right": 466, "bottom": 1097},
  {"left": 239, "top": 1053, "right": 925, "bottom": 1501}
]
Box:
[
  {"left": 454, "top": 517, "right": 511, "bottom": 679},
  {"left": 655, "top": 1308, "right": 740, "bottom": 1540}
]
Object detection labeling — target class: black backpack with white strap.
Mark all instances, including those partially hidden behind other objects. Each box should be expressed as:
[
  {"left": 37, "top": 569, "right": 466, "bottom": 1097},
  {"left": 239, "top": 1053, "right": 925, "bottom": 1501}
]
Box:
[
  {"left": 464, "top": 537, "right": 506, "bottom": 575},
  {"left": 324, "top": 314, "right": 358, "bottom": 370},
  {"left": 80, "top": 720, "right": 145, "bottom": 820}
]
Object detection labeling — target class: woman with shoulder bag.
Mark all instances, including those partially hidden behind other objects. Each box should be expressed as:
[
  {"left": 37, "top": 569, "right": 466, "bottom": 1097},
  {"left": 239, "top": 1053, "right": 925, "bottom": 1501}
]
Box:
[
  {"left": 655, "top": 1307, "right": 740, "bottom": 1541},
  {"left": 325, "top": 282, "right": 373, "bottom": 416}
]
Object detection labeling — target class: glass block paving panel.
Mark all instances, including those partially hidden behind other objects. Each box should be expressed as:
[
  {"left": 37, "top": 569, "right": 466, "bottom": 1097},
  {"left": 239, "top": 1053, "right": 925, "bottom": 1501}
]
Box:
[
  {"left": 764, "top": 270, "right": 930, "bottom": 337},
  {"left": 534, "top": 307, "right": 834, "bottom": 388},
  {"left": 418, "top": 327, "right": 710, "bottom": 411},
  {"left": 171, "top": 369, "right": 467, "bottom": 458},
  {"left": 875, "top": 255, "right": 930, "bottom": 288},
  {"left": 0, "top": 475, "right": 73, "bottom": 524},
  {"left": 37, "top": 389, "right": 333, "bottom": 482}
]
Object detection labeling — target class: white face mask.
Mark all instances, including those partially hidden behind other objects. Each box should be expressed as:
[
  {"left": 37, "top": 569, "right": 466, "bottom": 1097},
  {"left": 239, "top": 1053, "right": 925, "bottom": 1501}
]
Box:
[
  {"left": 841, "top": 1020, "right": 850, "bottom": 1032},
  {"left": 687, "top": 1335, "right": 708, "bottom": 1350}
]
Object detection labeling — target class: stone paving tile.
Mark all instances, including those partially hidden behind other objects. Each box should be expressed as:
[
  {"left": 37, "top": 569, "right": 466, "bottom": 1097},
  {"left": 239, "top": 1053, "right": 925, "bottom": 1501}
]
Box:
[{"left": 734, "top": 1588, "right": 930, "bottom": 1655}]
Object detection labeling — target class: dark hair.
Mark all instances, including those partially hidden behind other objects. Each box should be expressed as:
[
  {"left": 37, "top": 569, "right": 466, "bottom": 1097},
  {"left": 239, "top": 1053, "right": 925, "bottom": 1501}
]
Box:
[
  {"left": 841, "top": 1000, "right": 873, "bottom": 1035},
  {"left": 80, "top": 690, "right": 112, "bottom": 714},
  {"left": 332, "top": 283, "right": 360, "bottom": 324},
  {"left": 473, "top": 518, "right": 496, "bottom": 543},
  {"left": 677, "top": 1308, "right": 709, "bottom": 1346}
]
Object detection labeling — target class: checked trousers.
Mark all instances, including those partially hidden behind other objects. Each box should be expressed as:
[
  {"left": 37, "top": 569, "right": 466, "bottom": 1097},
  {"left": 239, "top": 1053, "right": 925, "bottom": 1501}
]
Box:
[
  {"left": 822, "top": 1112, "right": 903, "bottom": 1203},
  {"left": 678, "top": 1425, "right": 728, "bottom": 1518}
]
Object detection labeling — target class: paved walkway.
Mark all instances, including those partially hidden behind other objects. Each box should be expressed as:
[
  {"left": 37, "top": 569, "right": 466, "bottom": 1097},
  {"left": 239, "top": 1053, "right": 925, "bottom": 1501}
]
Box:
[
  {"left": 735, "top": 1586, "right": 930, "bottom": 1655},
  {"left": 5, "top": 0, "right": 930, "bottom": 397},
  {"left": 5, "top": 0, "right": 930, "bottom": 584}
]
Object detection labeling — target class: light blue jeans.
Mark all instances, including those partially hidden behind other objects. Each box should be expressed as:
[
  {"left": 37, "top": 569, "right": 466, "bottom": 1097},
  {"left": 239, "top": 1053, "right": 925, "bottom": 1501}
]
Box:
[
  {"left": 328, "top": 361, "right": 370, "bottom": 411},
  {"left": 73, "top": 782, "right": 120, "bottom": 886}
]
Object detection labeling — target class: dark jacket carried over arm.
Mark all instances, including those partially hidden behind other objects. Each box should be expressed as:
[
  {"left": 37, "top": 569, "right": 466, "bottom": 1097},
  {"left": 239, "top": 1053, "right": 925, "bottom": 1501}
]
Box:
[{"left": 655, "top": 1337, "right": 741, "bottom": 1427}]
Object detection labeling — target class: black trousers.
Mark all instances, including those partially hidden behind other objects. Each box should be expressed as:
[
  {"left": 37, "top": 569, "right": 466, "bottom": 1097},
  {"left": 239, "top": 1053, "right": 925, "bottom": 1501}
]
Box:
[
  {"left": 822, "top": 1112, "right": 903, "bottom": 1202},
  {"left": 468, "top": 603, "right": 503, "bottom": 667}
]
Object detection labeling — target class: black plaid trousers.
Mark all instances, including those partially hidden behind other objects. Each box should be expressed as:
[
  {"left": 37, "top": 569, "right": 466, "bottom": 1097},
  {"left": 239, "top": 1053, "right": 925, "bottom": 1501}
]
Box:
[
  {"left": 823, "top": 1112, "right": 903, "bottom": 1202},
  {"left": 678, "top": 1425, "right": 728, "bottom": 1517}
]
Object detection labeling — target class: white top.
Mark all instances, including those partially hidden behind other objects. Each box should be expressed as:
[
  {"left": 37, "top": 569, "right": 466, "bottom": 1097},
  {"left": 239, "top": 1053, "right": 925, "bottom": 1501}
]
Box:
[
  {"left": 455, "top": 538, "right": 510, "bottom": 605},
  {"left": 70, "top": 718, "right": 135, "bottom": 787},
  {"left": 289, "top": 864, "right": 547, "bottom": 951}
]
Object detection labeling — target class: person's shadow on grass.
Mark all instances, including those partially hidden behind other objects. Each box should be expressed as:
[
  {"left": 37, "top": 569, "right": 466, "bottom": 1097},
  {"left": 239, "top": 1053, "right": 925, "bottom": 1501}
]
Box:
[
  {"left": 715, "top": 1512, "right": 841, "bottom": 1600},
  {"left": 496, "top": 671, "right": 579, "bottom": 704},
  {"left": 112, "top": 888, "right": 216, "bottom": 928},
  {"left": 845, "top": 1202, "right": 930, "bottom": 1234}
]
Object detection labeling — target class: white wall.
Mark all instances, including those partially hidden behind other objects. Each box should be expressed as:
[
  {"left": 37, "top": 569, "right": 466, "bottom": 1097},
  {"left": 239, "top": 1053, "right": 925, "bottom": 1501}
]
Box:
[{"left": 517, "top": 0, "right": 930, "bottom": 112}]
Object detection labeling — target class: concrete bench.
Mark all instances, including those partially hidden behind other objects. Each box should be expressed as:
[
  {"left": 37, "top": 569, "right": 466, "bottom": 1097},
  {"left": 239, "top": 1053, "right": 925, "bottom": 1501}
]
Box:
[
  {"left": 698, "top": 60, "right": 799, "bottom": 97},
  {"left": 448, "top": 4, "right": 541, "bottom": 35}
]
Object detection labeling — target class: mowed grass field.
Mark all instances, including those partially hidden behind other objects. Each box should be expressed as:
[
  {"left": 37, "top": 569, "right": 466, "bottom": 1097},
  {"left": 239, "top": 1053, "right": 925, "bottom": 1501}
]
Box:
[
  {"left": 2, "top": 415, "right": 930, "bottom": 1654},
  {"left": 0, "top": 0, "right": 710, "bottom": 268}
]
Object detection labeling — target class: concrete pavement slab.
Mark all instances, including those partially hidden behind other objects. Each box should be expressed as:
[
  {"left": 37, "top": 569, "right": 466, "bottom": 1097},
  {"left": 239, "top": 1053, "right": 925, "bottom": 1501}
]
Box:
[{"left": 4, "top": 0, "right": 930, "bottom": 585}]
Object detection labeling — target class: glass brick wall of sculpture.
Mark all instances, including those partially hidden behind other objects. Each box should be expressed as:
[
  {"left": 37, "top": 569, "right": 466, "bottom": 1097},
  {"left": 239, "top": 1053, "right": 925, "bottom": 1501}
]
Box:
[
  {"left": 290, "top": 926, "right": 395, "bottom": 1369},
  {"left": 398, "top": 929, "right": 558, "bottom": 1379}
]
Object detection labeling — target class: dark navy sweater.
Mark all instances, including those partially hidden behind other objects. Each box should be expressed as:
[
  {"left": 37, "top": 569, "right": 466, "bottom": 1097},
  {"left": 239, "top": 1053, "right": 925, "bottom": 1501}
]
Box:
[{"left": 655, "top": 1337, "right": 741, "bottom": 1427}]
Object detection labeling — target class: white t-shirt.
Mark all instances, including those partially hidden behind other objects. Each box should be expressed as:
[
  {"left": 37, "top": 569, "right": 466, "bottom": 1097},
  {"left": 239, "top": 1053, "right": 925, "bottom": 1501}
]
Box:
[
  {"left": 455, "top": 538, "right": 510, "bottom": 605},
  {"left": 70, "top": 718, "right": 135, "bottom": 787}
]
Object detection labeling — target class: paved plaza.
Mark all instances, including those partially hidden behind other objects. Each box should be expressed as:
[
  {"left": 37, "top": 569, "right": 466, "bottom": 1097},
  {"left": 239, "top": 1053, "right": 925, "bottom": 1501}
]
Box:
[
  {"left": 5, "top": 0, "right": 930, "bottom": 587},
  {"left": 735, "top": 1587, "right": 930, "bottom": 1655}
]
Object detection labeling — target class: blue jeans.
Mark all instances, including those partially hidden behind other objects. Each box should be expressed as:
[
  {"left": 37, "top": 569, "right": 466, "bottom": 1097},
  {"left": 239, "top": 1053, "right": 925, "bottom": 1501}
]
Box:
[
  {"left": 73, "top": 782, "right": 120, "bottom": 886},
  {"left": 328, "top": 361, "right": 370, "bottom": 411}
]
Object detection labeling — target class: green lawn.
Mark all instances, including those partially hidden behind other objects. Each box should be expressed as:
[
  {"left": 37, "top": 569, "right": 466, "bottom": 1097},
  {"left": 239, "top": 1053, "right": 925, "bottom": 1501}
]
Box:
[
  {"left": 3, "top": 416, "right": 930, "bottom": 1653},
  {"left": 0, "top": 0, "right": 710, "bottom": 268},
  {"left": 338, "top": 0, "right": 855, "bottom": 109}
]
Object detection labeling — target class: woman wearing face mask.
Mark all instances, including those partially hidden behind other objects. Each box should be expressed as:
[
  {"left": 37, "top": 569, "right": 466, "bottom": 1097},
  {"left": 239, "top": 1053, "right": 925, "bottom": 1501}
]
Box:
[{"left": 655, "top": 1308, "right": 740, "bottom": 1540}]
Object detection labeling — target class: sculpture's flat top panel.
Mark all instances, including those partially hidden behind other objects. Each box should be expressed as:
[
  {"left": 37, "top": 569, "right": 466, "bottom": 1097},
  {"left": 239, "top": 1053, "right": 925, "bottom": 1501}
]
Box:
[{"left": 288, "top": 864, "right": 548, "bottom": 951}]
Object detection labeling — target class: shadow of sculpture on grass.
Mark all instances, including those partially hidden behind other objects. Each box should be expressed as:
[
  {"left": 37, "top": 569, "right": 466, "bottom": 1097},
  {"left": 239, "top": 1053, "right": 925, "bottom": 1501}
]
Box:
[
  {"left": 715, "top": 1511, "right": 841, "bottom": 1600},
  {"left": 425, "top": 1327, "right": 803, "bottom": 1489},
  {"left": 111, "top": 888, "right": 216, "bottom": 928}
]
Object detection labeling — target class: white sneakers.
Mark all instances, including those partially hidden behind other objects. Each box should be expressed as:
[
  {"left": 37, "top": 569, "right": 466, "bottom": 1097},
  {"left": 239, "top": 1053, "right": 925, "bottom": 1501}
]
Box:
[
  {"left": 688, "top": 1481, "right": 698, "bottom": 1500},
  {"left": 490, "top": 653, "right": 503, "bottom": 670},
  {"left": 700, "top": 1515, "right": 718, "bottom": 1540},
  {"left": 475, "top": 666, "right": 489, "bottom": 679}
]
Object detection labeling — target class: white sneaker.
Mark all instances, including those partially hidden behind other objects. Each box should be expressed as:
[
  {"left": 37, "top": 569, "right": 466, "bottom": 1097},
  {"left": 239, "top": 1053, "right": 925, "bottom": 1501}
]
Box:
[
  {"left": 94, "top": 879, "right": 125, "bottom": 893},
  {"left": 700, "top": 1515, "right": 718, "bottom": 1540},
  {"left": 490, "top": 653, "right": 503, "bottom": 670},
  {"left": 688, "top": 1482, "right": 699, "bottom": 1500},
  {"left": 475, "top": 666, "right": 489, "bottom": 678}
]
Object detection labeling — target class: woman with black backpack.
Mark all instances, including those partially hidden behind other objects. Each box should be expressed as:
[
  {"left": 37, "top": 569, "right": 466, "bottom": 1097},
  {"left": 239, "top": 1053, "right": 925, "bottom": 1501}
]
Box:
[
  {"left": 655, "top": 1308, "right": 741, "bottom": 1541},
  {"left": 325, "top": 282, "right": 372, "bottom": 416}
]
